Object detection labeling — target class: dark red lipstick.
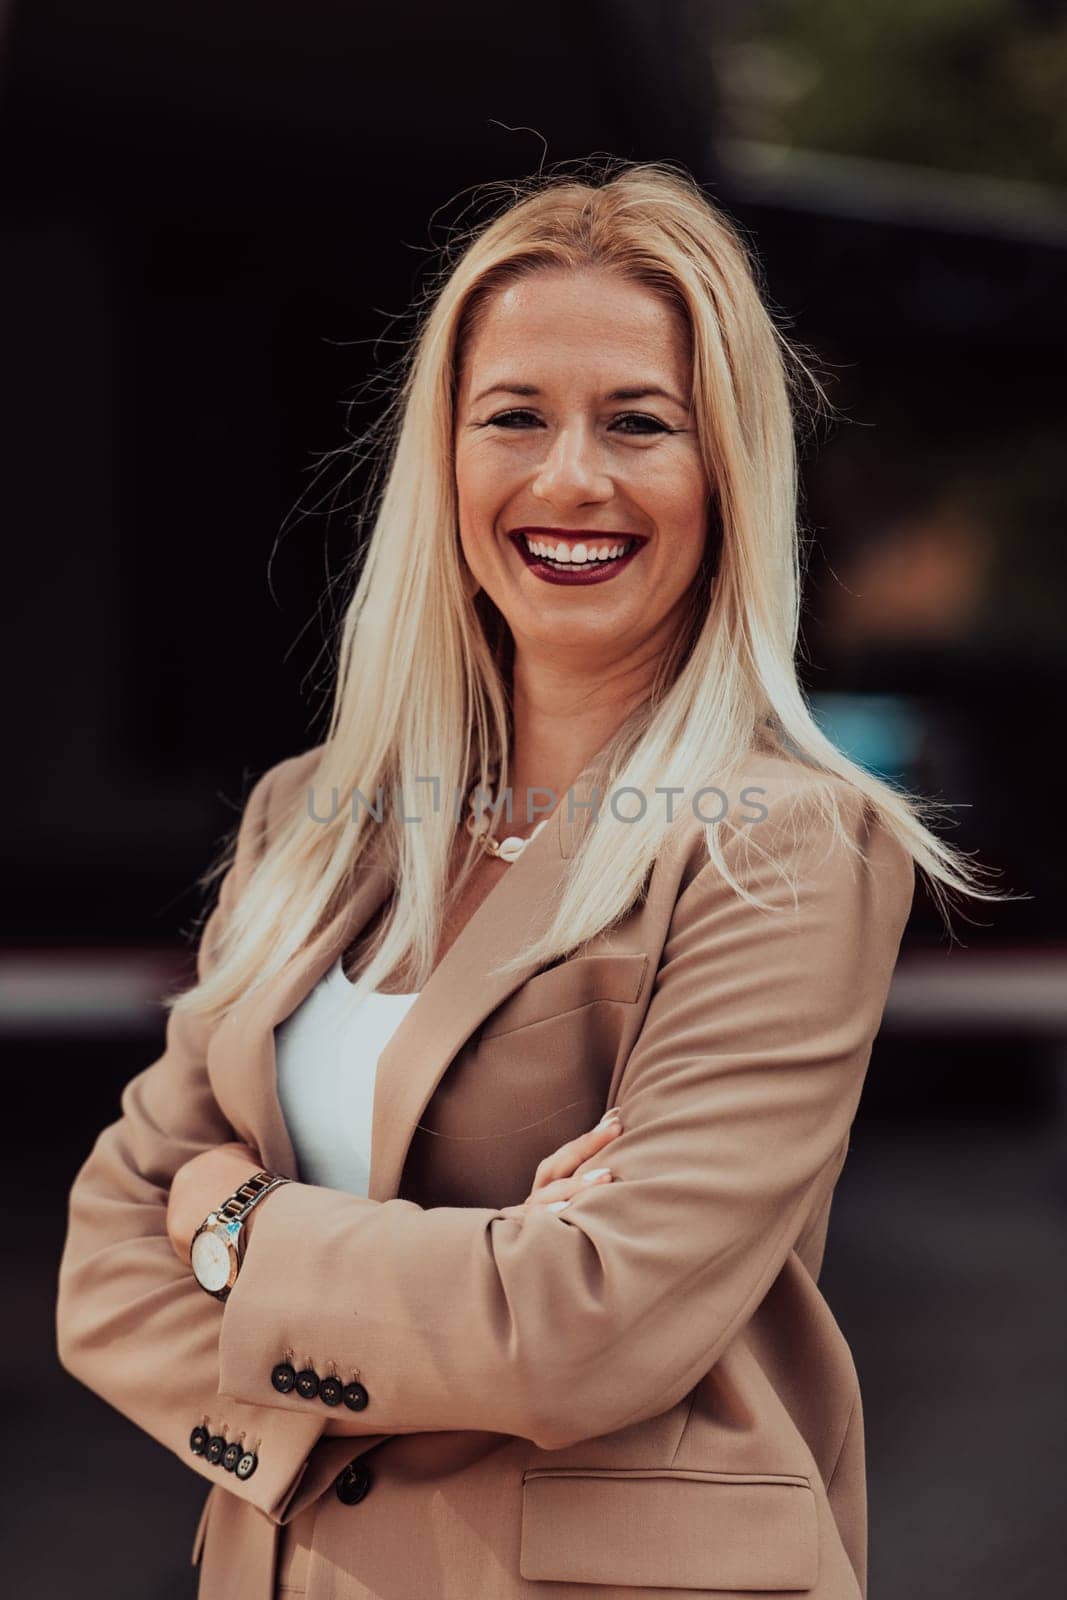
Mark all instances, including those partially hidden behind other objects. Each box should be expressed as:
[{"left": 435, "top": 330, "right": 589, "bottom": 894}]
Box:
[{"left": 508, "top": 528, "right": 647, "bottom": 587}]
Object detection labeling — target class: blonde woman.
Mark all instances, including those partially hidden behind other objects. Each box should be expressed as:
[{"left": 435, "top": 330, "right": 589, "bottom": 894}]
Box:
[{"left": 57, "top": 160, "right": 1000, "bottom": 1600}]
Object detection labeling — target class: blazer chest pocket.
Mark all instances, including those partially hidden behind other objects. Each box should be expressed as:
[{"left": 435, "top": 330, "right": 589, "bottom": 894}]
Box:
[
  {"left": 405, "top": 952, "right": 652, "bottom": 1205},
  {"left": 479, "top": 952, "right": 649, "bottom": 1041},
  {"left": 519, "top": 1467, "right": 819, "bottom": 1592}
]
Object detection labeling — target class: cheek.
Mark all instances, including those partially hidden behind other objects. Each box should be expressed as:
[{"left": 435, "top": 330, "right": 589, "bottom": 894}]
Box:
[
  {"left": 643, "top": 462, "right": 709, "bottom": 567},
  {"left": 455, "top": 456, "right": 500, "bottom": 582},
  {"left": 455, "top": 441, "right": 509, "bottom": 515}
]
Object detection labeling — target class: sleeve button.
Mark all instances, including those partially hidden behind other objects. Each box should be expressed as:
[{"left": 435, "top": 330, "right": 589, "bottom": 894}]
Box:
[
  {"left": 235, "top": 1450, "right": 259, "bottom": 1480},
  {"left": 189, "top": 1425, "right": 209, "bottom": 1455},
  {"left": 222, "top": 1443, "right": 242, "bottom": 1472},
  {"left": 205, "top": 1435, "right": 226, "bottom": 1465},
  {"left": 295, "top": 1368, "right": 320, "bottom": 1400},
  {"left": 342, "top": 1381, "right": 369, "bottom": 1412},
  {"left": 271, "top": 1362, "right": 296, "bottom": 1395},
  {"left": 319, "top": 1376, "right": 343, "bottom": 1407}
]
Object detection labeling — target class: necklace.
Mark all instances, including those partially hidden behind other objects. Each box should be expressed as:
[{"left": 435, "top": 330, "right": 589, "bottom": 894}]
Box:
[{"left": 464, "top": 771, "right": 548, "bottom": 864}]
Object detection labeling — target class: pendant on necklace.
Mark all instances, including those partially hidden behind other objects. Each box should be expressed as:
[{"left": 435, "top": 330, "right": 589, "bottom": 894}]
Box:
[{"left": 465, "top": 780, "right": 548, "bottom": 863}]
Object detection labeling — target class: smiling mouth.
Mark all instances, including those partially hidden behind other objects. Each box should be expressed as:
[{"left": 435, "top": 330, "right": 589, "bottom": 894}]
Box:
[{"left": 509, "top": 529, "right": 645, "bottom": 575}]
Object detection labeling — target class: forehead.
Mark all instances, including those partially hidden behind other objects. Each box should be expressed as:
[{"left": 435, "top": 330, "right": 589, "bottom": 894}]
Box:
[{"left": 459, "top": 268, "right": 691, "bottom": 392}]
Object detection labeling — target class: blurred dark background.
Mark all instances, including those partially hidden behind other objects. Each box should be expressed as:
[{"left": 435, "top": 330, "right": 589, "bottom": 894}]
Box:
[{"left": 2, "top": 1, "right": 1065, "bottom": 1595}]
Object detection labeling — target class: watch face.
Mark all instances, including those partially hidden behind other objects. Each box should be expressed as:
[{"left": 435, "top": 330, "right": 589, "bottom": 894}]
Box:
[{"left": 191, "top": 1227, "right": 233, "bottom": 1293}]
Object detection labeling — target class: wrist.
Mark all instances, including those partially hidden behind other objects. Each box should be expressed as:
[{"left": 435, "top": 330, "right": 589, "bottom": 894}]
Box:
[
  {"left": 235, "top": 1179, "right": 280, "bottom": 1249},
  {"left": 190, "top": 1170, "right": 290, "bottom": 1300},
  {"left": 169, "top": 1142, "right": 264, "bottom": 1266},
  {"left": 185, "top": 1161, "right": 262, "bottom": 1260}
]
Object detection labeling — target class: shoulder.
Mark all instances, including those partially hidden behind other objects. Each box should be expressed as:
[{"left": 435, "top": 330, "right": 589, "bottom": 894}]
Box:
[
  {"left": 728, "top": 749, "right": 862, "bottom": 820},
  {"left": 259, "top": 744, "right": 327, "bottom": 824},
  {"left": 233, "top": 744, "right": 327, "bottom": 864},
  {"left": 671, "top": 750, "right": 915, "bottom": 925},
  {"left": 262, "top": 742, "right": 326, "bottom": 819},
  {"left": 669, "top": 750, "right": 863, "bottom": 862}
]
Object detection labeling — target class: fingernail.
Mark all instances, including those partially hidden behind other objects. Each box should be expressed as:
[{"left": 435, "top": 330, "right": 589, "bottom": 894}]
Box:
[
  {"left": 547, "top": 1200, "right": 571, "bottom": 1212},
  {"left": 581, "top": 1167, "right": 611, "bottom": 1182},
  {"left": 597, "top": 1109, "right": 622, "bottom": 1128}
]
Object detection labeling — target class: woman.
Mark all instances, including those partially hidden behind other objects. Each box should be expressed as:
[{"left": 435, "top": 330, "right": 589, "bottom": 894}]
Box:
[{"left": 56, "top": 160, "right": 999, "bottom": 1600}]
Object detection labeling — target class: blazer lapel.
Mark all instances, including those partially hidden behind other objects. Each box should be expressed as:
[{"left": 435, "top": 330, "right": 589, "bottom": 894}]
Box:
[
  {"left": 207, "top": 846, "right": 394, "bottom": 1178},
  {"left": 210, "top": 766, "right": 605, "bottom": 1199},
  {"left": 367, "top": 792, "right": 572, "bottom": 1202},
  {"left": 368, "top": 755, "right": 613, "bottom": 1201}
]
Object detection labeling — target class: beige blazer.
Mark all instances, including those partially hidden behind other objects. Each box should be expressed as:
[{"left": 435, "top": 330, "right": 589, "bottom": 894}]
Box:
[{"left": 56, "top": 743, "right": 915, "bottom": 1600}]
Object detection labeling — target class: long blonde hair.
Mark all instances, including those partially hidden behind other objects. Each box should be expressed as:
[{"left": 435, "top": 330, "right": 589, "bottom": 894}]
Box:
[{"left": 169, "top": 157, "right": 1008, "bottom": 1025}]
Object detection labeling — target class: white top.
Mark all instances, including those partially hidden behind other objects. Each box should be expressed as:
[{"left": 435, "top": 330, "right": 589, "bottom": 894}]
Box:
[{"left": 274, "top": 954, "right": 421, "bottom": 1196}]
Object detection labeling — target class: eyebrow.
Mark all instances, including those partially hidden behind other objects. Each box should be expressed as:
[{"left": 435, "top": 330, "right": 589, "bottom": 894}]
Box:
[{"left": 470, "top": 381, "right": 689, "bottom": 409}]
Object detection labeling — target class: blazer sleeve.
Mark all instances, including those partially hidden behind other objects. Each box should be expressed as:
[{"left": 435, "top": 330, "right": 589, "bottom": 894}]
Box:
[
  {"left": 55, "top": 760, "right": 327, "bottom": 1522},
  {"left": 214, "top": 779, "right": 916, "bottom": 1453}
]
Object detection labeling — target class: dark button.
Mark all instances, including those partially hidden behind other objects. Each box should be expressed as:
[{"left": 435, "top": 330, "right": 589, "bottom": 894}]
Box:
[
  {"left": 222, "top": 1443, "right": 242, "bottom": 1472},
  {"left": 319, "top": 1376, "right": 343, "bottom": 1407},
  {"left": 294, "top": 1368, "right": 320, "bottom": 1400},
  {"left": 335, "top": 1460, "right": 374, "bottom": 1506},
  {"left": 205, "top": 1435, "right": 226, "bottom": 1466},
  {"left": 235, "top": 1450, "right": 259, "bottom": 1481},
  {"left": 342, "top": 1381, "right": 369, "bottom": 1412},
  {"left": 189, "top": 1425, "right": 209, "bottom": 1456},
  {"left": 271, "top": 1361, "right": 296, "bottom": 1395}
]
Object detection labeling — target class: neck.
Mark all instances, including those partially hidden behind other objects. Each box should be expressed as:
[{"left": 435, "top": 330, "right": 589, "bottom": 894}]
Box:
[{"left": 504, "top": 639, "right": 664, "bottom": 829}]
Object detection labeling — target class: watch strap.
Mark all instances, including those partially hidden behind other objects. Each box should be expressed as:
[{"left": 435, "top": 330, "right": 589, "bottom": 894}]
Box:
[{"left": 215, "top": 1169, "right": 290, "bottom": 1228}]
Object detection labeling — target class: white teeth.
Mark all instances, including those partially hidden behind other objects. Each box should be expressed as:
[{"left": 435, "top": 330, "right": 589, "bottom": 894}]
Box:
[{"left": 522, "top": 535, "right": 633, "bottom": 565}]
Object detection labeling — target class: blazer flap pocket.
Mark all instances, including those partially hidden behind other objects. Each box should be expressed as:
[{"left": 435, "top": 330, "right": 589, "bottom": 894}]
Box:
[
  {"left": 480, "top": 953, "right": 650, "bottom": 1041},
  {"left": 519, "top": 1467, "right": 818, "bottom": 1591}
]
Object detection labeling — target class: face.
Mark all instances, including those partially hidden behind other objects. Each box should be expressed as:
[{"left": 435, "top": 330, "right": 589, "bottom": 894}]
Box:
[{"left": 454, "top": 267, "right": 710, "bottom": 674}]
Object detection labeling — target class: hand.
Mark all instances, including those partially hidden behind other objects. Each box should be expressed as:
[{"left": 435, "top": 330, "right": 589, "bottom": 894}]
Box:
[
  {"left": 321, "top": 1112, "right": 625, "bottom": 1437},
  {"left": 166, "top": 1141, "right": 263, "bottom": 1265},
  {"left": 498, "top": 1109, "right": 623, "bottom": 1220}
]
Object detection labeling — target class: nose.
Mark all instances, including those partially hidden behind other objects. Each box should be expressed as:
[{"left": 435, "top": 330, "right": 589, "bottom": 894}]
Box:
[{"left": 530, "top": 419, "right": 613, "bottom": 509}]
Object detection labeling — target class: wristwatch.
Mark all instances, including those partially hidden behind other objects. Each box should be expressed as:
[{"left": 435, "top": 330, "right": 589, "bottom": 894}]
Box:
[{"left": 190, "top": 1169, "right": 290, "bottom": 1300}]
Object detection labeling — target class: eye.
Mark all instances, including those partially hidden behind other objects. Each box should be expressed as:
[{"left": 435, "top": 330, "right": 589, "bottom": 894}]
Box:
[
  {"left": 611, "top": 413, "right": 672, "bottom": 436},
  {"left": 477, "top": 409, "right": 677, "bottom": 436},
  {"left": 485, "top": 409, "right": 543, "bottom": 429}
]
